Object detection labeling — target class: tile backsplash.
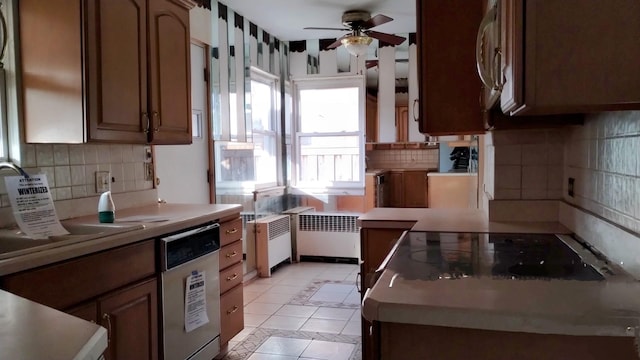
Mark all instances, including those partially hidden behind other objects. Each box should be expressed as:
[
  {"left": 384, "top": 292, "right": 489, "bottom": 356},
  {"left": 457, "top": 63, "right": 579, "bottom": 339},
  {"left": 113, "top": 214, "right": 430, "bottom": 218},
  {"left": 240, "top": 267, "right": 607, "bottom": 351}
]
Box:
[
  {"left": 492, "top": 128, "right": 565, "bottom": 200},
  {"left": 0, "top": 143, "right": 154, "bottom": 210},
  {"left": 564, "top": 111, "right": 640, "bottom": 234},
  {"left": 366, "top": 148, "right": 439, "bottom": 170}
]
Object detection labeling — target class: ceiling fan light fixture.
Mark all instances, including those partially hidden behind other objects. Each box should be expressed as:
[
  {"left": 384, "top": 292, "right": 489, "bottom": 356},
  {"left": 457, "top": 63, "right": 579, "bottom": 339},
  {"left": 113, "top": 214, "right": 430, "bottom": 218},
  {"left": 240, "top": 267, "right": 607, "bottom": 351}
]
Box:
[{"left": 341, "top": 35, "right": 372, "bottom": 57}]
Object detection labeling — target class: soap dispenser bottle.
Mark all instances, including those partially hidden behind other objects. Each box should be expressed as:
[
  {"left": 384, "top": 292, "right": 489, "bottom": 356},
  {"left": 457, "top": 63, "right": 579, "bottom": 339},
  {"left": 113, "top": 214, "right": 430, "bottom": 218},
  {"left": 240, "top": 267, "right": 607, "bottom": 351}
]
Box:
[{"left": 98, "top": 191, "right": 115, "bottom": 223}]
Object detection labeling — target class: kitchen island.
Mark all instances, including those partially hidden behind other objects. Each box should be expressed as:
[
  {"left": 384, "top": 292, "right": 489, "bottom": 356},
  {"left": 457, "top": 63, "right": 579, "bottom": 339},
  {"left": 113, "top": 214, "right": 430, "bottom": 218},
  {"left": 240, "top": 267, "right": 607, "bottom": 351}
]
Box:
[{"left": 362, "top": 230, "right": 640, "bottom": 360}]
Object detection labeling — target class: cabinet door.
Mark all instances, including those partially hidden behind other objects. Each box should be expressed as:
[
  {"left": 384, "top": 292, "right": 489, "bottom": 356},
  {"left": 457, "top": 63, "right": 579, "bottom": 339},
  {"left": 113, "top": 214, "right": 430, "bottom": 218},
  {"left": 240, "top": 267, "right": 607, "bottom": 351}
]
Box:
[
  {"left": 403, "top": 171, "right": 428, "bottom": 208},
  {"left": 417, "top": 0, "right": 484, "bottom": 135},
  {"left": 147, "top": 0, "right": 192, "bottom": 144},
  {"left": 99, "top": 279, "right": 158, "bottom": 360},
  {"left": 365, "top": 94, "right": 378, "bottom": 142},
  {"left": 395, "top": 106, "right": 409, "bottom": 142},
  {"left": 85, "top": 0, "right": 149, "bottom": 143},
  {"left": 388, "top": 172, "right": 404, "bottom": 207}
]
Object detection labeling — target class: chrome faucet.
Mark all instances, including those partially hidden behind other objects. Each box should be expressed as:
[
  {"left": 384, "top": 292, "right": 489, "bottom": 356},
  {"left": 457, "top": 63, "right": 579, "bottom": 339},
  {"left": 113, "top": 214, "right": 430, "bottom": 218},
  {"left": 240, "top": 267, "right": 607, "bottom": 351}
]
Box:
[{"left": 0, "top": 161, "right": 30, "bottom": 178}]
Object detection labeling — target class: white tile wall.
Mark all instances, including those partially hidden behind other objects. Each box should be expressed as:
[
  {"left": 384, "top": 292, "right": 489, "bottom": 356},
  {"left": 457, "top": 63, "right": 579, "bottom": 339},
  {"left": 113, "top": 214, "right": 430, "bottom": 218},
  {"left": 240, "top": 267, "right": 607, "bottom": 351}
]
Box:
[
  {"left": 564, "top": 111, "right": 640, "bottom": 234},
  {"left": 0, "top": 144, "right": 154, "bottom": 208},
  {"left": 366, "top": 148, "right": 439, "bottom": 170},
  {"left": 492, "top": 128, "right": 566, "bottom": 201}
]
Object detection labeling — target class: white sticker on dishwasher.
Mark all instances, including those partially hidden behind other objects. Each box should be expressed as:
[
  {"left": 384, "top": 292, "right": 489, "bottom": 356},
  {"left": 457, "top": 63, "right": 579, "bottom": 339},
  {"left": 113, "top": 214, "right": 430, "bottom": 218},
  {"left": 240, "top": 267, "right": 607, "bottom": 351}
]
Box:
[{"left": 185, "top": 270, "right": 209, "bottom": 332}]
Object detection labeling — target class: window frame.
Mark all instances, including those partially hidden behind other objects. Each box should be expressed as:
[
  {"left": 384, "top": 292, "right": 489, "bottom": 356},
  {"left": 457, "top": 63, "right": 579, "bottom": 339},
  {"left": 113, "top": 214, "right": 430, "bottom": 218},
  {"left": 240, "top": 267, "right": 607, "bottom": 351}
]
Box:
[
  {"left": 250, "top": 66, "right": 280, "bottom": 190},
  {"left": 291, "top": 75, "right": 366, "bottom": 194}
]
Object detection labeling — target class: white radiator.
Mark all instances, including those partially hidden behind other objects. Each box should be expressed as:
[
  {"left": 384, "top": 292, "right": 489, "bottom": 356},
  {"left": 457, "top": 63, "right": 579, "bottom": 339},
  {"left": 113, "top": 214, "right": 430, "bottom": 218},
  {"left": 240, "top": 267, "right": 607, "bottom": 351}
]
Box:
[
  {"left": 281, "top": 206, "right": 315, "bottom": 261},
  {"left": 295, "top": 212, "right": 360, "bottom": 262},
  {"left": 246, "top": 215, "right": 292, "bottom": 277}
]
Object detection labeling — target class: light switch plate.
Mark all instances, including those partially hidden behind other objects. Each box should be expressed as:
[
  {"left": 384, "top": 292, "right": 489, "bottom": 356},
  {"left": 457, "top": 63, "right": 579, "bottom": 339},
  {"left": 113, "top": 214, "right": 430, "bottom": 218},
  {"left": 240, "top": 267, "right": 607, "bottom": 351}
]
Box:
[{"left": 96, "top": 171, "right": 110, "bottom": 193}]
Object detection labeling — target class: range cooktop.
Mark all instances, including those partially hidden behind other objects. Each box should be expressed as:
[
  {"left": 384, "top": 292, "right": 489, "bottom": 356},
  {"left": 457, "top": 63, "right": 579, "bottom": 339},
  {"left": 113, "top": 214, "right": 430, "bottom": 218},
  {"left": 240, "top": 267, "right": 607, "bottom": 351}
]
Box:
[{"left": 391, "top": 232, "right": 610, "bottom": 281}]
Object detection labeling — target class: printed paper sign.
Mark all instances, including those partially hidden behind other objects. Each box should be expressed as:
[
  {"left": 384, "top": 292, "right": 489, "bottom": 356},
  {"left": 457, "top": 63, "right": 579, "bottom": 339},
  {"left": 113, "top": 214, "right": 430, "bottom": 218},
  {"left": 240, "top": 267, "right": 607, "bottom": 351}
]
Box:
[
  {"left": 185, "top": 270, "right": 209, "bottom": 332},
  {"left": 5, "top": 175, "right": 68, "bottom": 239}
]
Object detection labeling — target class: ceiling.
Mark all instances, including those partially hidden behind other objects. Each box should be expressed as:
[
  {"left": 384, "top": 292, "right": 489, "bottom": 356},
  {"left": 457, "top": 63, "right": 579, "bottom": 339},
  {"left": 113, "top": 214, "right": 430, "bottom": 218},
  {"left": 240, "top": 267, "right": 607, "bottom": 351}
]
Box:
[{"left": 220, "top": 0, "right": 417, "bottom": 42}]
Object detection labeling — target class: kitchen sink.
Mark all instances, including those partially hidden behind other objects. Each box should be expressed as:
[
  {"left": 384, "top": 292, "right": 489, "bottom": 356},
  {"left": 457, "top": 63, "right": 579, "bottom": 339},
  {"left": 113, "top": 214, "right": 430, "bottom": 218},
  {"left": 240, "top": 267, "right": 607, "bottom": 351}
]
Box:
[{"left": 0, "top": 222, "right": 145, "bottom": 260}]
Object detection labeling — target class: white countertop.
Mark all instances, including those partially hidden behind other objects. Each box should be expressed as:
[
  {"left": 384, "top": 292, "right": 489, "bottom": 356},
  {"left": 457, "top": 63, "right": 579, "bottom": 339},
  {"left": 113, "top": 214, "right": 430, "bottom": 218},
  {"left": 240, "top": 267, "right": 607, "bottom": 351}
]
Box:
[
  {"left": 427, "top": 172, "right": 478, "bottom": 177},
  {"left": 0, "top": 289, "right": 107, "bottom": 359},
  {"left": 358, "top": 207, "right": 571, "bottom": 234},
  {"left": 362, "top": 229, "right": 640, "bottom": 337},
  {"left": 0, "top": 203, "right": 242, "bottom": 276}
]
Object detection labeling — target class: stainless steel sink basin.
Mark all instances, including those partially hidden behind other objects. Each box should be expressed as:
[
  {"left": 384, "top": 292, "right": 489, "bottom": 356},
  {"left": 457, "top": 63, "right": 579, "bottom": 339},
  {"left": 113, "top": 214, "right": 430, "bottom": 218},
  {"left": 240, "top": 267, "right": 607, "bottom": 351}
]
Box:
[{"left": 0, "top": 222, "right": 145, "bottom": 260}]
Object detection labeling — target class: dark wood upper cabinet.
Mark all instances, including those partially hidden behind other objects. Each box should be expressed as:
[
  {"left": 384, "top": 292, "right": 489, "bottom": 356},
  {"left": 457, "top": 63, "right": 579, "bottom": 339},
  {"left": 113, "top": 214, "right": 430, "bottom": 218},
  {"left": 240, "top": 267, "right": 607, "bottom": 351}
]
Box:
[
  {"left": 417, "top": 0, "right": 485, "bottom": 136},
  {"left": 20, "top": 0, "right": 195, "bottom": 144}
]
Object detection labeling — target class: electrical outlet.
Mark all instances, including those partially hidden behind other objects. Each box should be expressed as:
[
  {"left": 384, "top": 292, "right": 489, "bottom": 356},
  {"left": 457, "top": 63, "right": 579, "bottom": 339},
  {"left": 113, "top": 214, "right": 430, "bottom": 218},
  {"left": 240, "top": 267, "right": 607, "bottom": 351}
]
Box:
[
  {"left": 96, "top": 171, "right": 111, "bottom": 193},
  {"left": 144, "top": 163, "right": 154, "bottom": 181},
  {"left": 144, "top": 146, "right": 153, "bottom": 162}
]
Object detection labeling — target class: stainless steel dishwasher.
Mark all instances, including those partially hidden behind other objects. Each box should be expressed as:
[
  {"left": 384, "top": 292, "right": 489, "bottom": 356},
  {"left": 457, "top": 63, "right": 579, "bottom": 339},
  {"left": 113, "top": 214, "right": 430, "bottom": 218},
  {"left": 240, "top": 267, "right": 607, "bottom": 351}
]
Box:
[{"left": 160, "top": 223, "right": 221, "bottom": 360}]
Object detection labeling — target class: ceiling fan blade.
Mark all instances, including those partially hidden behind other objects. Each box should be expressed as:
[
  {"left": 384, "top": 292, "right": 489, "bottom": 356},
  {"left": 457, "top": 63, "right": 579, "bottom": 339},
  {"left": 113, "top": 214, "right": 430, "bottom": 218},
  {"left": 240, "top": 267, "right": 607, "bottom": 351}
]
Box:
[
  {"left": 362, "top": 14, "right": 393, "bottom": 29},
  {"left": 366, "top": 31, "right": 406, "bottom": 46},
  {"left": 326, "top": 35, "right": 348, "bottom": 49},
  {"left": 304, "top": 26, "right": 350, "bottom": 31},
  {"left": 365, "top": 60, "right": 378, "bottom": 69}
]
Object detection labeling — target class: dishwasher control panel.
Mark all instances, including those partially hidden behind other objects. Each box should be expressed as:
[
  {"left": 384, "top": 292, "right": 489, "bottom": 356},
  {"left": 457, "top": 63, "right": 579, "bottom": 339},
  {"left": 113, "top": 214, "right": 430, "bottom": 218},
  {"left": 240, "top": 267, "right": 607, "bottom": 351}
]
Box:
[{"left": 161, "top": 223, "right": 220, "bottom": 270}]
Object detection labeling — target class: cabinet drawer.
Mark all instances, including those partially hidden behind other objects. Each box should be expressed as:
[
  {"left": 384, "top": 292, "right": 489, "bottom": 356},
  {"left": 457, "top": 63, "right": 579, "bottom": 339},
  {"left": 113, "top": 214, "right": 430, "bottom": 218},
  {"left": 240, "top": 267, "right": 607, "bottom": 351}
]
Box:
[
  {"left": 219, "top": 240, "right": 242, "bottom": 270},
  {"left": 1, "top": 240, "right": 156, "bottom": 310},
  {"left": 220, "top": 218, "right": 242, "bottom": 247},
  {"left": 220, "top": 262, "right": 243, "bottom": 294},
  {"left": 220, "top": 283, "right": 244, "bottom": 345}
]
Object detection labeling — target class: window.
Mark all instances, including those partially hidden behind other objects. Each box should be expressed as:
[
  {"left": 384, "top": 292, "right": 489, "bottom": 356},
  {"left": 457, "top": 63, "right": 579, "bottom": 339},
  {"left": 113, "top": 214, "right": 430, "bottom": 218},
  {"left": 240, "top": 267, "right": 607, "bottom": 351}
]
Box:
[
  {"left": 214, "top": 67, "right": 280, "bottom": 194},
  {"left": 250, "top": 69, "right": 279, "bottom": 188},
  {"left": 293, "top": 76, "right": 365, "bottom": 192}
]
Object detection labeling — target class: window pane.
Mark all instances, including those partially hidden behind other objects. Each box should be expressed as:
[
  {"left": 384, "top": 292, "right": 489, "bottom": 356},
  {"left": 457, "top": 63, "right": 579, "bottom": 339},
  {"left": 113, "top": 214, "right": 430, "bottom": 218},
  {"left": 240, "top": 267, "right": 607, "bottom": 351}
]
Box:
[
  {"left": 299, "top": 87, "right": 359, "bottom": 133},
  {"left": 253, "top": 132, "right": 277, "bottom": 185},
  {"left": 251, "top": 80, "right": 274, "bottom": 131},
  {"left": 215, "top": 142, "right": 255, "bottom": 182},
  {"left": 299, "top": 136, "right": 360, "bottom": 182}
]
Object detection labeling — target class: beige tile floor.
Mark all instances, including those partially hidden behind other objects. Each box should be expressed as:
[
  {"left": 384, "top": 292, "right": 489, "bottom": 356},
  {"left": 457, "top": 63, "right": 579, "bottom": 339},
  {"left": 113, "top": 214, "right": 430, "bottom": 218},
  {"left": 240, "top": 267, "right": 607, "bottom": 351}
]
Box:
[{"left": 226, "top": 261, "right": 362, "bottom": 360}]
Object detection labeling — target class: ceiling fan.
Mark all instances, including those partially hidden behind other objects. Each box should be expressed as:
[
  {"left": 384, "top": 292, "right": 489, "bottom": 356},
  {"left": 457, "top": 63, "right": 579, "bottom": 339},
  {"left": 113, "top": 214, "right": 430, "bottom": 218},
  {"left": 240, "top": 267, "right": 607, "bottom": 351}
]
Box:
[{"left": 304, "top": 10, "right": 406, "bottom": 57}]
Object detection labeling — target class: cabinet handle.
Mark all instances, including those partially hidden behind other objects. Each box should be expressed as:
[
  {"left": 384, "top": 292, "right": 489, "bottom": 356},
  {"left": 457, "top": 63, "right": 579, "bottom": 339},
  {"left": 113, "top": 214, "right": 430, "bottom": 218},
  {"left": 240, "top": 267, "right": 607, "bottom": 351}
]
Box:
[
  {"left": 412, "top": 99, "right": 419, "bottom": 122},
  {"left": 356, "top": 272, "right": 362, "bottom": 293},
  {"left": 226, "top": 250, "right": 238, "bottom": 258},
  {"left": 227, "top": 273, "right": 239, "bottom": 281},
  {"left": 102, "top": 313, "right": 112, "bottom": 343},
  {"left": 225, "top": 228, "right": 238, "bottom": 235},
  {"left": 142, "top": 112, "right": 150, "bottom": 133},
  {"left": 475, "top": 4, "right": 500, "bottom": 91},
  {"left": 226, "top": 305, "right": 239, "bottom": 315},
  {"left": 152, "top": 111, "right": 160, "bottom": 132}
]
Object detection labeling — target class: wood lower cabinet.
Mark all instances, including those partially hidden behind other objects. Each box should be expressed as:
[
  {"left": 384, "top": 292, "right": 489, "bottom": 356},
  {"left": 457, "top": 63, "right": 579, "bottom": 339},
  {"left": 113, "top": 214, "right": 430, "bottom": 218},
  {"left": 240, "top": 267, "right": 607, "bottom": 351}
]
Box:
[
  {"left": 417, "top": 0, "right": 484, "bottom": 135},
  {"left": 387, "top": 170, "right": 428, "bottom": 208},
  {"left": 99, "top": 279, "right": 158, "bottom": 360},
  {"left": 360, "top": 226, "right": 413, "bottom": 360},
  {"left": 219, "top": 216, "right": 244, "bottom": 349},
  {"left": 379, "top": 322, "right": 639, "bottom": 360},
  {"left": 19, "top": 0, "right": 195, "bottom": 144},
  {"left": 0, "top": 240, "right": 158, "bottom": 360}
]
